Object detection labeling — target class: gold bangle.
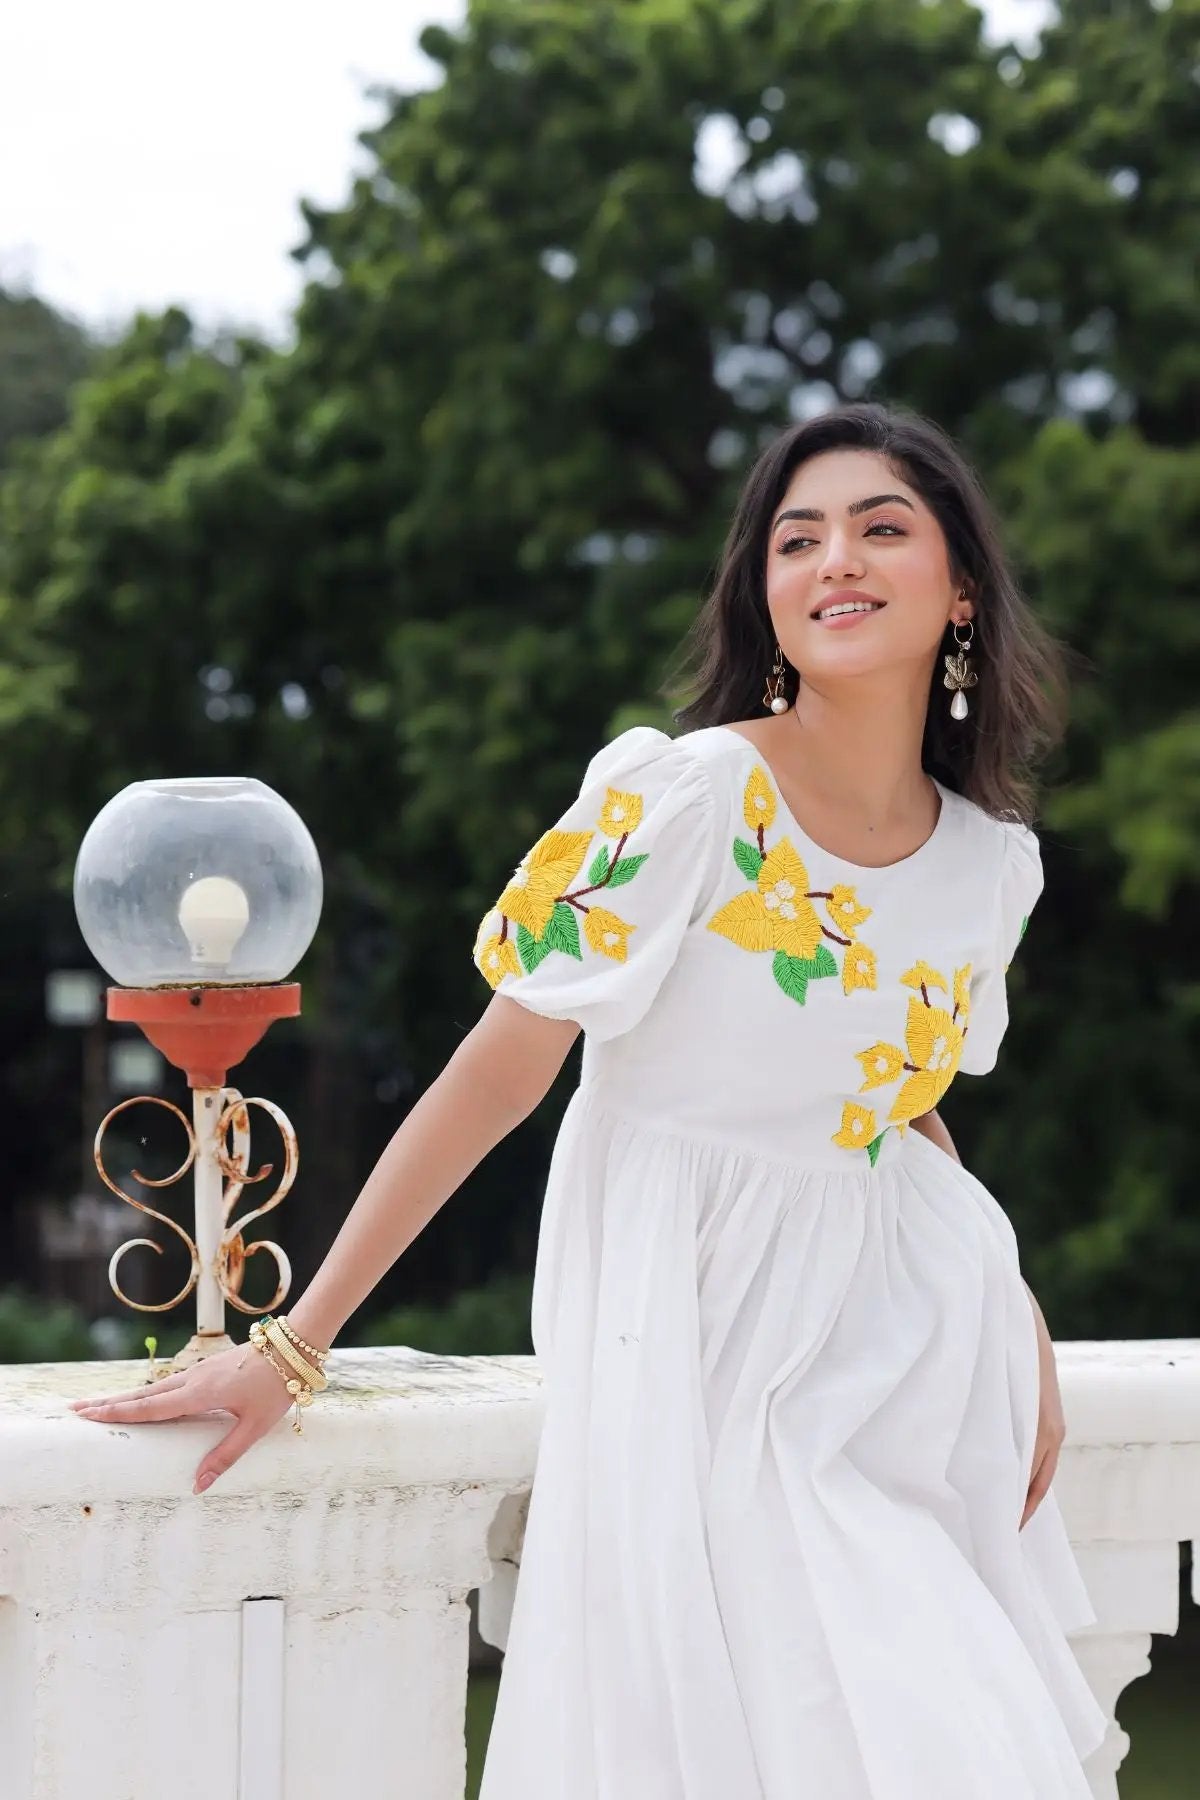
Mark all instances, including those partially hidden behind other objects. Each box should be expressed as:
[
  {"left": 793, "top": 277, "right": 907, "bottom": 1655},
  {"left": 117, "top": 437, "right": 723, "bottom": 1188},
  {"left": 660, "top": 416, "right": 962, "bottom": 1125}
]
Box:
[
  {"left": 259, "top": 1314, "right": 327, "bottom": 1377},
  {"left": 257, "top": 1318, "right": 328, "bottom": 1392},
  {"left": 265, "top": 1322, "right": 327, "bottom": 1391}
]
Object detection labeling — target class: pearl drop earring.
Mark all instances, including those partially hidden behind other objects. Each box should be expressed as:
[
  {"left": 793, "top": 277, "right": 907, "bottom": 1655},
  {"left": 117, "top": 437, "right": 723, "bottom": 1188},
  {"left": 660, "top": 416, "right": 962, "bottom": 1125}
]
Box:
[
  {"left": 943, "top": 600, "right": 978, "bottom": 721},
  {"left": 763, "top": 642, "right": 790, "bottom": 715}
]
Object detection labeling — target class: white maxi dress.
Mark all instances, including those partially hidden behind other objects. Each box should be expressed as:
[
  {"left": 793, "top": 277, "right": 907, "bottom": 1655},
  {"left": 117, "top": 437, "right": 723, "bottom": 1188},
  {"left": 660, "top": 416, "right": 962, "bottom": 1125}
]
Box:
[{"left": 471, "top": 723, "right": 1108, "bottom": 1799}]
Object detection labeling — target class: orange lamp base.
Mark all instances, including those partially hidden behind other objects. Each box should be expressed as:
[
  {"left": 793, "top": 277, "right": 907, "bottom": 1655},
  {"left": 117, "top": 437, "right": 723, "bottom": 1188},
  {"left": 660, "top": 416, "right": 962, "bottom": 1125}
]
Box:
[{"left": 106, "top": 984, "right": 301, "bottom": 1088}]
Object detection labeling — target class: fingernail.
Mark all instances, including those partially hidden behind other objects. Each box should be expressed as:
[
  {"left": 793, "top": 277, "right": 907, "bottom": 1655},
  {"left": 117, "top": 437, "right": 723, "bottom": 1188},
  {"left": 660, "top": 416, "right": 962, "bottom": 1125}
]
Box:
[{"left": 195, "top": 1472, "right": 216, "bottom": 1493}]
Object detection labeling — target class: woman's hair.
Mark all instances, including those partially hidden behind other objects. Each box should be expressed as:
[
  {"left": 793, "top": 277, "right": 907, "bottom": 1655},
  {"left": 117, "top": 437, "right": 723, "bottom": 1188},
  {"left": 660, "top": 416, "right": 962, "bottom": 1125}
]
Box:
[{"left": 666, "top": 401, "right": 1070, "bottom": 824}]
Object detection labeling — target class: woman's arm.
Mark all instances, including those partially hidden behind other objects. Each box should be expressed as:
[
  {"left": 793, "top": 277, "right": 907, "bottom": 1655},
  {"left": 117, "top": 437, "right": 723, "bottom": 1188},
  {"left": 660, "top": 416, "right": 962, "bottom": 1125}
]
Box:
[
  {"left": 907, "top": 1107, "right": 959, "bottom": 1162},
  {"left": 286, "top": 996, "right": 580, "bottom": 1351},
  {"left": 70, "top": 994, "right": 583, "bottom": 1492},
  {"left": 910, "top": 1107, "right": 1041, "bottom": 1312},
  {"left": 910, "top": 1109, "right": 1064, "bottom": 1523}
]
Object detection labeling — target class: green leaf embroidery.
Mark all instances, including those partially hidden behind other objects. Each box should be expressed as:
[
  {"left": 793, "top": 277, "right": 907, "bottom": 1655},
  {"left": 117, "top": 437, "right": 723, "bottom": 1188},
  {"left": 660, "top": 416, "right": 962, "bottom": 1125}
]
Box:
[
  {"left": 517, "top": 923, "right": 554, "bottom": 973},
  {"left": 588, "top": 845, "right": 610, "bottom": 885},
  {"left": 866, "top": 1130, "right": 888, "bottom": 1167},
  {"left": 606, "top": 853, "right": 648, "bottom": 888},
  {"left": 1004, "top": 916, "right": 1031, "bottom": 975},
  {"left": 772, "top": 950, "right": 809, "bottom": 1004},
  {"left": 732, "top": 837, "right": 764, "bottom": 881},
  {"left": 544, "top": 902, "right": 583, "bottom": 960},
  {"left": 790, "top": 943, "right": 838, "bottom": 980}
]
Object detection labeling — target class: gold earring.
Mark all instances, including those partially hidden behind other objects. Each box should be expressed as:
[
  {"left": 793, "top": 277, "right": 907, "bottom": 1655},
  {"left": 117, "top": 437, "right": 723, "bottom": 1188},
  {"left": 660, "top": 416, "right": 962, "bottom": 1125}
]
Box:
[
  {"left": 763, "top": 642, "right": 790, "bottom": 714},
  {"left": 944, "top": 597, "right": 978, "bottom": 720}
]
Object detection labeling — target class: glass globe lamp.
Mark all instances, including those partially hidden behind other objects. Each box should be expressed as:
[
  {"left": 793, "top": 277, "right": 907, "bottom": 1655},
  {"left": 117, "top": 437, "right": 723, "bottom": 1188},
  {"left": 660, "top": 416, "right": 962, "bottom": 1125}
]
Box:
[
  {"left": 75, "top": 776, "right": 322, "bottom": 988},
  {"left": 74, "top": 776, "right": 322, "bottom": 1363}
]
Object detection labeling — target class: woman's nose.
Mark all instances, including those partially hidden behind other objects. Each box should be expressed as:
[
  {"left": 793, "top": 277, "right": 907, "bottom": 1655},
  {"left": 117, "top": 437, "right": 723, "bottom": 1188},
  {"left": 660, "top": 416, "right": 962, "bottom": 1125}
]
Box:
[{"left": 816, "top": 538, "right": 866, "bottom": 579}]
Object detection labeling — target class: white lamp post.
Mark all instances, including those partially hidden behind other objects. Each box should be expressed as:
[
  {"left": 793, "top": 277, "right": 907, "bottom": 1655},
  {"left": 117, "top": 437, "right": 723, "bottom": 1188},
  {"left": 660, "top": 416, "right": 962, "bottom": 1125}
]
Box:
[{"left": 73, "top": 777, "right": 322, "bottom": 1367}]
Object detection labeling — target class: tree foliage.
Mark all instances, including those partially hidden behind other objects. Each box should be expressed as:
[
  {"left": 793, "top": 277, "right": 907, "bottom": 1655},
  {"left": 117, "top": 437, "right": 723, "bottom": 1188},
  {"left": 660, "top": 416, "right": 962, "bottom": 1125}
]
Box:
[
  {"left": 0, "top": 285, "right": 95, "bottom": 470},
  {"left": 1, "top": 0, "right": 1197, "bottom": 1334}
]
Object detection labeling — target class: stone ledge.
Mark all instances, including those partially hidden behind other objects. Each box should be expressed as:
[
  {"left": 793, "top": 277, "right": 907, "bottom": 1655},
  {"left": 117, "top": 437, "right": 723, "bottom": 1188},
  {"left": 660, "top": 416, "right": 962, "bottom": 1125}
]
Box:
[{"left": 0, "top": 1347, "right": 546, "bottom": 1506}]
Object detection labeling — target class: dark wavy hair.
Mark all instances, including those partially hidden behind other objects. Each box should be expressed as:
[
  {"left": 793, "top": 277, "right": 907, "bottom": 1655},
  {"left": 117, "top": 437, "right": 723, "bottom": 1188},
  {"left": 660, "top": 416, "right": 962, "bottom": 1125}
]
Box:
[{"left": 666, "top": 402, "right": 1069, "bottom": 825}]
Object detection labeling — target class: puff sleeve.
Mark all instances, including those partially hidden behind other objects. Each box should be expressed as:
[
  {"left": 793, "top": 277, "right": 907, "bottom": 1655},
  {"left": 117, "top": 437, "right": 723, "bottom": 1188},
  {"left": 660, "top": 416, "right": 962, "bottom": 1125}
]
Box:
[
  {"left": 471, "top": 726, "right": 716, "bottom": 1043},
  {"left": 958, "top": 820, "right": 1045, "bottom": 1076}
]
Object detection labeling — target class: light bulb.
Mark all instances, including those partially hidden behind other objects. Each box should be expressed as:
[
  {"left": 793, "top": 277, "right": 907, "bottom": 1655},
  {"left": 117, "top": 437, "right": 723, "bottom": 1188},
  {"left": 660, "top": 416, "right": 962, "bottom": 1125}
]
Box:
[{"left": 177, "top": 875, "right": 250, "bottom": 969}]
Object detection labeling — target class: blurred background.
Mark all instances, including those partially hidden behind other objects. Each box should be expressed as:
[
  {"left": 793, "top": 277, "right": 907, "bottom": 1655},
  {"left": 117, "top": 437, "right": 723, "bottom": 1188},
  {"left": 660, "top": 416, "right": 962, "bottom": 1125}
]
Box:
[{"left": 1, "top": 1, "right": 1197, "bottom": 1791}]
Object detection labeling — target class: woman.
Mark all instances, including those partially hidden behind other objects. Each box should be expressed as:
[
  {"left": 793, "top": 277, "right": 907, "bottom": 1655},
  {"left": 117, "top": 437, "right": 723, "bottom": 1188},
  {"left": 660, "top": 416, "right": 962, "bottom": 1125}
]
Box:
[{"left": 72, "top": 402, "right": 1108, "bottom": 1796}]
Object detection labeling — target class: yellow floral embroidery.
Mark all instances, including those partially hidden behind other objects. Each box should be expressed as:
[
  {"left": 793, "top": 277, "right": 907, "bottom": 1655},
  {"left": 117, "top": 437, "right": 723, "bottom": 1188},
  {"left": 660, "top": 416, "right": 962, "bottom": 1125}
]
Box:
[
  {"left": 584, "top": 906, "right": 635, "bottom": 962},
  {"left": 833, "top": 1101, "right": 878, "bottom": 1151},
  {"left": 836, "top": 956, "right": 973, "bottom": 1163},
  {"left": 708, "top": 764, "right": 877, "bottom": 1006},
  {"left": 855, "top": 1041, "right": 907, "bottom": 1090},
  {"left": 475, "top": 783, "right": 648, "bottom": 990},
  {"left": 475, "top": 926, "right": 523, "bottom": 990},
  {"left": 496, "top": 828, "right": 593, "bottom": 939},
  {"left": 886, "top": 995, "right": 965, "bottom": 1124},
  {"left": 598, "top": 787, "right": 644, "bottom": 838},
  {"left": 827, "top": 885, "right": 872, "bottom": 933},
  {"left": 842, "top": 941, "right": 877, "bottom": 995},
  {"left": 743, "top": 765, "right": 777, "bottom": 832},
  {"left": 709, "top": 839, "right": 826, "bottom": 959},
  {"left": 952, "top": 963, "right": 971, "bottom": 1016},
  {"left": 900, "top": 958, "right": 948, "bottom": 995}
]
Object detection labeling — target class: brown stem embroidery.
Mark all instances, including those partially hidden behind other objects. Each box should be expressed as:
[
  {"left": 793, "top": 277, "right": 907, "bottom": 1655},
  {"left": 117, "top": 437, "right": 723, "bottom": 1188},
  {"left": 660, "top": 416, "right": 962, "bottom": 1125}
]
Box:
[
  {"left": 806, "top": 888, "right": 852, "bottom": 948},
  {"left": 559, "top": 830, "right": 630, "bottom": 907}
]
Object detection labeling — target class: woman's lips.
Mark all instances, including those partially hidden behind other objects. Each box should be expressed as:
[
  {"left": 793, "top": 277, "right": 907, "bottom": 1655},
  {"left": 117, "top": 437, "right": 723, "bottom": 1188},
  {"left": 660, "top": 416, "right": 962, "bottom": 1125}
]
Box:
[{"left": 812, "top": 603, "right": 887, "bottom": 630}]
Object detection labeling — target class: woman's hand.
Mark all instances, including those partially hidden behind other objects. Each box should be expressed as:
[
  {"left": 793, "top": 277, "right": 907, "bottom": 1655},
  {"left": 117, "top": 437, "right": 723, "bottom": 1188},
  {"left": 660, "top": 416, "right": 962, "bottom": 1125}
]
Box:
[
  {"left": 69, "top": 1342, "right": 296, "bottom": 1494},
  {"left": 1020, "top": 1324, "right": 1066, "bottom": 1530}
]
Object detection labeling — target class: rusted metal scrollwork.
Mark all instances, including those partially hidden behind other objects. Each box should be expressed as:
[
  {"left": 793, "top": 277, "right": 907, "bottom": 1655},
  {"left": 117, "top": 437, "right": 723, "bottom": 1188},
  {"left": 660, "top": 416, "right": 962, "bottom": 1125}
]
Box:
[
  {"left": 211, "top": 1091, "right": 295, "bottom": 1313},
  {"left": 94, "top": 1096, "right": 200, "bottom": 1312},
  {"left": 94, "top": 1088, "right": 296, "bottom": 1320}
]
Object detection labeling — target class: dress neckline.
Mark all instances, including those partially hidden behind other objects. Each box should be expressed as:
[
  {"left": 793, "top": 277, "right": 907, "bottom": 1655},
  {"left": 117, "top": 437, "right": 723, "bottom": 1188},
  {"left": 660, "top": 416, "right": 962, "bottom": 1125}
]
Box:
[{"left": 709, "top": 724, "right": 953, "bottom": 877}]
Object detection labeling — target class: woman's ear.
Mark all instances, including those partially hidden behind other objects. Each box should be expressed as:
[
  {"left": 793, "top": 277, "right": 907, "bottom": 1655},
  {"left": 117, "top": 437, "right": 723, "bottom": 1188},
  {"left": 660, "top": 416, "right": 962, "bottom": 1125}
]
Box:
[{"left": 951, "top": 581, "right": 976, "bottom": 627}]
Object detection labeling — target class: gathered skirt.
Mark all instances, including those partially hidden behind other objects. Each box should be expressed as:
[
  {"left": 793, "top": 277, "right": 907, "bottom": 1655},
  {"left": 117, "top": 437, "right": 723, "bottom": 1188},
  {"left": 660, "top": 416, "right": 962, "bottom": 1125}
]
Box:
[{"left": 479, "top": 1087, "right": 1108, "bottom": 1798}]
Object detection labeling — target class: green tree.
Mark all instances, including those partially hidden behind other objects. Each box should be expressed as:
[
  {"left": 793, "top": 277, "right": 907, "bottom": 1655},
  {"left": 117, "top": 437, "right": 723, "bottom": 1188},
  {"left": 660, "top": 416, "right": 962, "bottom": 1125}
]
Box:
[
  {"left": 1, "top": 0, "right": 1196, "bottom": 1332},
  {"left": 0, "top": 285, "right": 95, "bottom": 470}
]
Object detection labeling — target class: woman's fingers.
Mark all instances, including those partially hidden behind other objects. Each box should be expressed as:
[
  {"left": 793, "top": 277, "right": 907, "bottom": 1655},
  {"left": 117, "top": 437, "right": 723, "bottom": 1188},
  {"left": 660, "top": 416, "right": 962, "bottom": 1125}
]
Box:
[
  {"left": 70, "top": 1372, "right": 192, "bottom": 1410},
  {"left": 72, "top": 1381, "right": 209, "bottom": 1423},
  {"left": 193, "top": 1415, "right": 265, "bottom": 1494},
  {"left": 66, "top": 1343, "right": 293, "bottom": 1493},
  {"left": 1020, "top": 1448, "right": 1055, "bottom": 1528}
]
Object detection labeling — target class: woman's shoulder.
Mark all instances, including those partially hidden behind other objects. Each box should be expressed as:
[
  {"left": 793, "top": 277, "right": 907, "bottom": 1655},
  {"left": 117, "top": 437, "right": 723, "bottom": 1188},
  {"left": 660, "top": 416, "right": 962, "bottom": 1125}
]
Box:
[
  {"left": 582, "top": 722, "right": 743, "bottom": 793},
  {"left": 940, "top": 780, "right": 1039, "bottom": 852},
  {"left": 943, "top": 789, "right": 1043, "bottom": 930}
]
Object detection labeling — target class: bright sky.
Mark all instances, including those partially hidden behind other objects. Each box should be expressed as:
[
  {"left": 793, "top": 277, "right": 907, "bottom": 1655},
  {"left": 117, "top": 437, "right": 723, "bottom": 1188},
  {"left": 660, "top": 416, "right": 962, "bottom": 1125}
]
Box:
[{"left": 0, "top": 0, "right": 1053, "bottom": 346}]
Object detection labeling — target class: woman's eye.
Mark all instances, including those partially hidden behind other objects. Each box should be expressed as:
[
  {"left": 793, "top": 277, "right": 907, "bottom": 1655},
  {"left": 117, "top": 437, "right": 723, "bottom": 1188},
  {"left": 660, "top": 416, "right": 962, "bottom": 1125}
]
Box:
[{"left": 778, "top": 522, "right": 905, "bottom": 554}]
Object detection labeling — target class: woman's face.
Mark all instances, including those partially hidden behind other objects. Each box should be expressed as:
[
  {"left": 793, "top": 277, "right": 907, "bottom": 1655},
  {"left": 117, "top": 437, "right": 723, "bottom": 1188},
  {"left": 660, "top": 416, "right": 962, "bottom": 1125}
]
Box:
[{"left": 763, "top": 448, "right": 970, "bottom": 684}]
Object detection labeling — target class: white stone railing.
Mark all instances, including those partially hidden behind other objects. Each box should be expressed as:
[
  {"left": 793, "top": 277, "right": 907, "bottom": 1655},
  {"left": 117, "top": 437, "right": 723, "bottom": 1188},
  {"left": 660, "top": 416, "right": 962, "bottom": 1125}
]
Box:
[{"left": 1, "top": 1339, "right": 1197, "bottom": 1798}]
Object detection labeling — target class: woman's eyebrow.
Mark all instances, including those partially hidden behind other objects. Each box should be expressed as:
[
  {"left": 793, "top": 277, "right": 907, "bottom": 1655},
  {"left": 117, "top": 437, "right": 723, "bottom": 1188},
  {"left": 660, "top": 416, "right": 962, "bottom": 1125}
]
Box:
[{"left": 773, "top": 493, "right": 917, "bottom": 527}]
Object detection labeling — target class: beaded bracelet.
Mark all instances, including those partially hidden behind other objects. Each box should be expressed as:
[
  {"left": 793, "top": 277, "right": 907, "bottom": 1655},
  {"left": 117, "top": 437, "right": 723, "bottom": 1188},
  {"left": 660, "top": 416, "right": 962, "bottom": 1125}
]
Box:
[
  {"left": 248, "top": 1317, "right": 326, "bottom": 1432},
  {"left": 276, "top": 1314, "right": 329, "bottom": 1367}
]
